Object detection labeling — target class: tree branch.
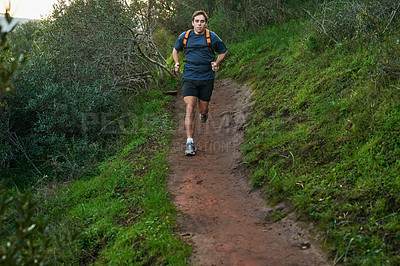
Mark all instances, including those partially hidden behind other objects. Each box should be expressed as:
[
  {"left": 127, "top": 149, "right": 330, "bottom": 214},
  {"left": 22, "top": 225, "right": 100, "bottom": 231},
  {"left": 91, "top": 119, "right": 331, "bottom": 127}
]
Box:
[
  {"left": 304, "top": 8, "right": 338, "bottom": 44},
  {"left": 382, "top": 2, "right": 400, "bottom": 34},
  {"left": 121, "top": 23, "right": 179, "bottom": 79}
]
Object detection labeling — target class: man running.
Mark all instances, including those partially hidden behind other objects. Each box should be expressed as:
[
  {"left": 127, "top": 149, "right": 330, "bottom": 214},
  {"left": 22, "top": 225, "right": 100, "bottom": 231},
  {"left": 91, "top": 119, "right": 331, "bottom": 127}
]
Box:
[{"left": 172, "top": 10, "right": 228, "bottom": 156}]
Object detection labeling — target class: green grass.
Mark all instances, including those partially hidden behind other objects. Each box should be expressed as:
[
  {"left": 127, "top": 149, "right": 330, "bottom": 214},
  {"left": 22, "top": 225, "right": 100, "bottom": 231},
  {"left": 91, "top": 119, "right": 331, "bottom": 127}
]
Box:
[
  {"left": 221, "top": 20, "right": 400, "bottom": 265},
  {"left": 37, "top": 89, "right": 191, "bottom": 264}
]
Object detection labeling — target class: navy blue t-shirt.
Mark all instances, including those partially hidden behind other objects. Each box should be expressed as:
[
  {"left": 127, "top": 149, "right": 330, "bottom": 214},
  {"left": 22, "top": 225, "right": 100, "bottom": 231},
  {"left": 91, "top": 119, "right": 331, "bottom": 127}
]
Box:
[{"left": 174, "top": 30, "right": 228, "bottom": 80}]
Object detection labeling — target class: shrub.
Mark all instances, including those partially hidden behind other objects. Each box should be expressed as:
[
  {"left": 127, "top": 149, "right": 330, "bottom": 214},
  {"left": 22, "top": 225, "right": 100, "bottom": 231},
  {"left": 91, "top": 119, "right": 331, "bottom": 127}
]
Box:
[
  {"left": 305, "top": 0, "right": 400, "bottom": 44},
  {"left": 1, "top": 11, "right": 26, "bottom": 171},
  {"left": 0, "top": 185, "right": 52, "bottom": 265},
  {"left": 8, "top": 20, "right": 43, "bottom": 57},
  {"left": 209, "top": 0, "right": 306, "bottom": 42},
  {"left": 1, "top": 0, "right": 164, "bottom": 182},
  {"left": 1, "top": 13, "right": 51, "bottom": 265},
  {"left": 305, "top": 0, "right": 400, "bottom": 84}
]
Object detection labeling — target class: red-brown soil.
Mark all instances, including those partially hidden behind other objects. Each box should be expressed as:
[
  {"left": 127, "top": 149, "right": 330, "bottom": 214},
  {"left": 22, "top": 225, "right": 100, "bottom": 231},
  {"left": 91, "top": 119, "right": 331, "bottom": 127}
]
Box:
[{"left": 167, "top": 79, "right": 331, "bottom": 265}]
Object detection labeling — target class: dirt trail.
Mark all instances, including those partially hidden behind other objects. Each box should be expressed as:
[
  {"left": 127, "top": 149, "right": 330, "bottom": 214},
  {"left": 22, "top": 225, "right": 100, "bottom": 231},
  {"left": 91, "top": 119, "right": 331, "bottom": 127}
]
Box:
[{"left": 167, "top": 79, "right": 331, "bottom": 266}]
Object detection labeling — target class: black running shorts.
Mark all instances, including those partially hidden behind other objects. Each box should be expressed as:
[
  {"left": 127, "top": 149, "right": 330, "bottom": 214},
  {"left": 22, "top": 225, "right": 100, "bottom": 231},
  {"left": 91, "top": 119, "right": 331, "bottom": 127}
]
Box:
[{"left": 182, "top": 78, "right": 214, "bottom": 102}]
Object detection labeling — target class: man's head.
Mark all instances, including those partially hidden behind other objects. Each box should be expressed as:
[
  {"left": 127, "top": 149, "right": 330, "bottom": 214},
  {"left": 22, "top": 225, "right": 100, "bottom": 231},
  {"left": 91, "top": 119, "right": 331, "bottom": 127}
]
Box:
[{"left": 192, "top": 10, "right": 208, "bottom": 35}]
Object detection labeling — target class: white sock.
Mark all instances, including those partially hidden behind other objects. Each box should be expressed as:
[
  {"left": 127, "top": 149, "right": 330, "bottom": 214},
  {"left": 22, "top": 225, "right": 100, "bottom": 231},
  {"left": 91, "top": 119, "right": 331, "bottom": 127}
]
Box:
[{"left": 187, "top": 138, "right": 194, "bottom": 144}]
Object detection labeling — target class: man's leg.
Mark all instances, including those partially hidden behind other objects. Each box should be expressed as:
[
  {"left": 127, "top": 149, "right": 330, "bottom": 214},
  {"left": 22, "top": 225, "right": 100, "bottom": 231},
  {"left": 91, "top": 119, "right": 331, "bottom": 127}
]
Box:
[
  {"left": 184, "top": 96, "right": 198, "bottom": 139},
  {"left": 198, "top": 99, "right": 209, "bottom": 123},
  {"left": 198, "top": 79, "right": 213, "bottom": 123},
  {"left": 184, "top": 96, "right": 197, "bottom": 156},
  {"left": 198, "top": 99, "right": 209, "bottom": 115}
]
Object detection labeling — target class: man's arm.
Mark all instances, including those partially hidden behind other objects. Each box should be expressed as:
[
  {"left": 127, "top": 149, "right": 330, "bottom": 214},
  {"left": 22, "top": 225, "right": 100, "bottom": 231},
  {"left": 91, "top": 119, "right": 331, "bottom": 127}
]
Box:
[
  {"left": 172, "top": 48, "right": 180, "bottom": 72},
  {"left": 211, "top": 52, "right": 227, "bottom": 72}
]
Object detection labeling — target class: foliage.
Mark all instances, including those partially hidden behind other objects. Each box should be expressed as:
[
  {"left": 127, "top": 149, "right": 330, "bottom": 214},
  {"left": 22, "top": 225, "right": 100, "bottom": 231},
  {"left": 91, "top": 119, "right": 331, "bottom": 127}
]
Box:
[
  {"left": 1, "top": 0, "right": 174, "bottom": 183},
  {"left": 1, "top": 12, "right": 51, "bottom": 266},
  {"left": 1, "top": 11, "right": 27, "bottom": 178},
  {"left": 150, "top": 0, "right": 313, "bottom": 44},
  {"left": 0, "top": 183, "right": 52, "bottom": 265},
  {"left": 125, "top": 0, "right": 179, "bottom": 79},
  {"left": 304, "top": 0, "right": 400, "bottom": 84},
  {"left": 305, "top": 0, "right": 400, "bottom": 44},
  {"left": 153, "top": 0, "right": 217, "bottom": 34},
  {"left": 8, "top": 20, "right": 43, "bottom": 57},
  {"left": 2, "top": 4, "right": 190, "bottom": 263},
  {"left": 0, "top": 12, "right": 25, "bottom": 99},
  {"left": 1, "top": 88, "right": 190, "bottom": 264},
  {"left": 208, "top": 0, "right": 302, "bottom": 42},
  {"left": 221, "top": 20, "right": 400, "bottom": 264},
  {"left": 38, "top": 0, "right": 149, "bottom": 91}
]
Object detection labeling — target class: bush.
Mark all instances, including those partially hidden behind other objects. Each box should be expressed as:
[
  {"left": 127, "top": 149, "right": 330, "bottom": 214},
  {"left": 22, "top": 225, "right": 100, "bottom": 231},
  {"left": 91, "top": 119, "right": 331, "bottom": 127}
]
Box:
[
  {"left": 8, "top": 20, "right": 43, "bottom": 57},
  {"left": 305, "top": 0, "right": 400, "bottom": 84},
  {"left": 157, "top": 0, "right": 310, "bottom": 43},
  {"left": 0, "top": 184, "right": 52, "bottom": 265},
  {"left": 1, "top": 11, "right": 26, "bottom": 172},
  {"left": 209, "top": 0, "right": 305, "bottom": 42},
  {"left": 1, "top": 0, "right": 162, "bottom": 182},
  {"left": 1, "top": 16, "right": 51, "bottom": 263}
]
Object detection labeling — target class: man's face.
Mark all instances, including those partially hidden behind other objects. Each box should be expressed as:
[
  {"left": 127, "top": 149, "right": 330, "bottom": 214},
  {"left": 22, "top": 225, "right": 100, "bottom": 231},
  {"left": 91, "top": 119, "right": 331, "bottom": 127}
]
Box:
[{"left": 192, "top": 14, "right": 207, "bottom": 35}]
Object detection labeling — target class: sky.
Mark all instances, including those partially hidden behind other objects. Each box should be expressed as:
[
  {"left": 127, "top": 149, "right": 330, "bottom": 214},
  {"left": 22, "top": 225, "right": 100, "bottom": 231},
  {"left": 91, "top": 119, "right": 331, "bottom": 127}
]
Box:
[{"left": 1, "top": 0, "right": 58, "bottom": 19}]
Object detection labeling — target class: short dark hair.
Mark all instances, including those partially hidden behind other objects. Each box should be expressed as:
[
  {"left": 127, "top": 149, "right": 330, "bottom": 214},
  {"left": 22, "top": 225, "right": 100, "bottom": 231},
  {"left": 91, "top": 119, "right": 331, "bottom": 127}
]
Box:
[{"left": 192, "top": 10, "right": 209, "bottom": 23}]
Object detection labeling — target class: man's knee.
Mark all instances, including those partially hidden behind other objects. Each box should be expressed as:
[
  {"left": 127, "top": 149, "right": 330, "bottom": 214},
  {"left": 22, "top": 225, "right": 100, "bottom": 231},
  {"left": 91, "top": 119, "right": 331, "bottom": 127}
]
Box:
[{"left": 185, "top": 104, "right": 196, "bottom": 117}]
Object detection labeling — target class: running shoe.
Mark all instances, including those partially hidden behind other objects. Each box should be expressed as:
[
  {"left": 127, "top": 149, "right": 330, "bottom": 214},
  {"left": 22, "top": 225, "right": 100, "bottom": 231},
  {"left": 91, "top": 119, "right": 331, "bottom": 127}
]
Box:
[
  {"left": 185, "top": 142, "right": 196, "bottom": 156},
  {"left": 200, "top": 112, "right": 208, "bottom": 123}
]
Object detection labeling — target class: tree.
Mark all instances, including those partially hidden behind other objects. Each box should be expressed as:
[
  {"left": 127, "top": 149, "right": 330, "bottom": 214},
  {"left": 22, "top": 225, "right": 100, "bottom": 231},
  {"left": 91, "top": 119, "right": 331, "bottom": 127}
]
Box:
[
  {"left": 1, "top": 10, "right": 51, "bottom": 265},
  {"left": 0, "top": 11, "right": 25, "bottom": 99},
  {"left": 8, "top": 20, "right": 43, "bottom": 57},
  {"left": 1, "top": 0, "right": 179, "bottom": 181},
  {"left": 1, "top": 8, "right": 27, "bottom": 172}
]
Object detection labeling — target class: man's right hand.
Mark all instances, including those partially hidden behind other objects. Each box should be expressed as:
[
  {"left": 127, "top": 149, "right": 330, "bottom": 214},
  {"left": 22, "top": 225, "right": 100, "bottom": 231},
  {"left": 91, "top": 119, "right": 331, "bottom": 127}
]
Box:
[{"left": 211, "top": 62, "right": 219, "bottom": 72}]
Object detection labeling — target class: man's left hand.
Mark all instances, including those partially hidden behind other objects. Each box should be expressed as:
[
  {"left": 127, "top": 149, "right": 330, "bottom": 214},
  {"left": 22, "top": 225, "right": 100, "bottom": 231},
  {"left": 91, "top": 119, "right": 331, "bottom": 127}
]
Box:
[{"left": 211, "top": 62, "right": 219, "bottom": 72}]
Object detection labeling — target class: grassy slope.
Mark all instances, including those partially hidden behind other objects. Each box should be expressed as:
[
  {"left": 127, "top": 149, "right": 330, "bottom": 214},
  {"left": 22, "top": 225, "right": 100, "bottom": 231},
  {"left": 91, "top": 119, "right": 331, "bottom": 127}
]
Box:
[
  {"left": 41, "top": 89, "right": 191, "bottom": 265},
  {"left": 221, "top": 20, "right": 400, "bottom": 265}
]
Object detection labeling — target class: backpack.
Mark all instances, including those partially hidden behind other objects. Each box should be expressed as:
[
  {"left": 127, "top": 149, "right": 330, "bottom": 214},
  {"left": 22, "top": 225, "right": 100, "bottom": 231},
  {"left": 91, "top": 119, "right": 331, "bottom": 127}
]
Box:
[{"left": 183, "top": 29, "right": 214, "bottom": 53}]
